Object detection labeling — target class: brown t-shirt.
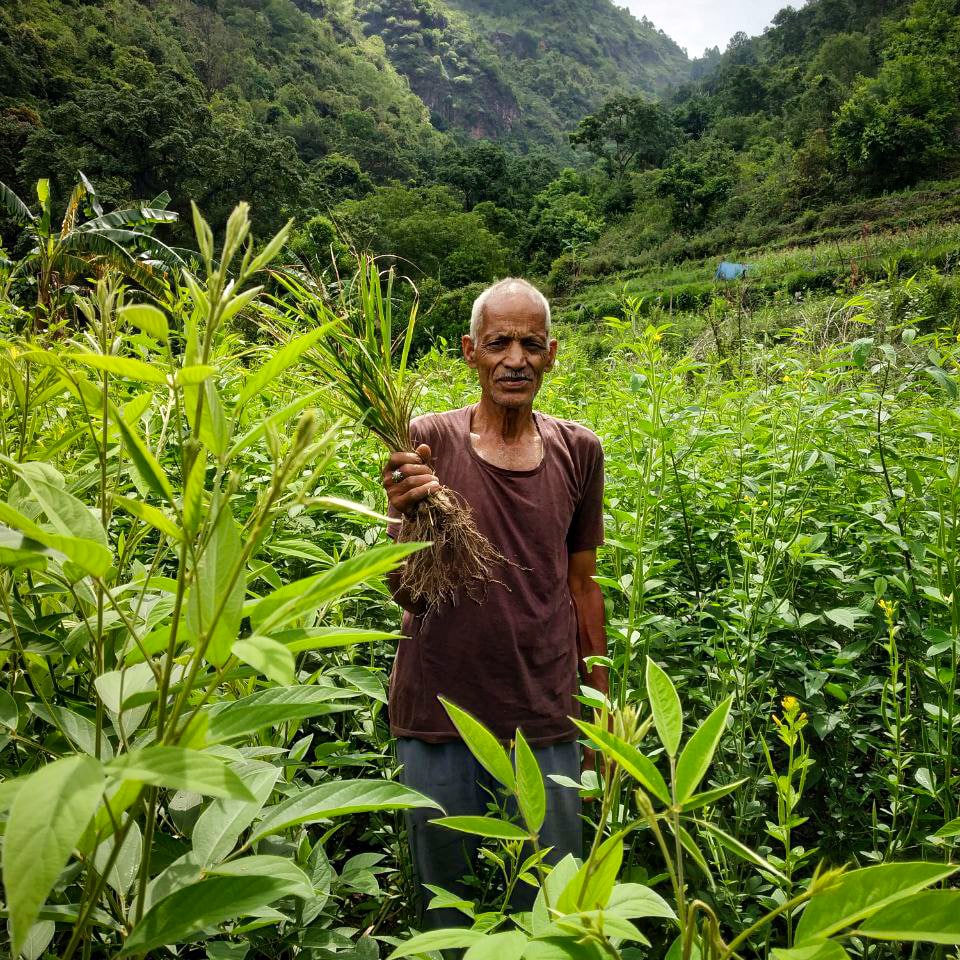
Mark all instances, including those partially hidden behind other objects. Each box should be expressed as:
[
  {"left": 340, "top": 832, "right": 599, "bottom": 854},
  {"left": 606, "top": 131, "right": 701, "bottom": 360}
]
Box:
[{"left": 387, "top": 404, "right": 605, "bottom": 745}]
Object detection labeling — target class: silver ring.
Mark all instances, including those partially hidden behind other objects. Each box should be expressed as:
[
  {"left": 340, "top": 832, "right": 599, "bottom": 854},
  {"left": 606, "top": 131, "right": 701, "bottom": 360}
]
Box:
[{"left": 391, "top": 468, "right": 404, "bottom": 485}]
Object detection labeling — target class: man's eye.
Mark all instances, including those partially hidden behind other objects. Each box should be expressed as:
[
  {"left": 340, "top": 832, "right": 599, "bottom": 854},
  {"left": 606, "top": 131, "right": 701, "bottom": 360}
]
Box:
[
  {"left": 524, "top": 341, "right": 546, "bottom": 351},
  {"left": 486, "top": 339, "right": 507, "bottom": 348}
]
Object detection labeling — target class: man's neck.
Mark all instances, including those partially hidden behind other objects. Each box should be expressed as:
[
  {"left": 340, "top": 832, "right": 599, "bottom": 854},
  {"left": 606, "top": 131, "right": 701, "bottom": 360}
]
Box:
[{"left": 471, "top": 396, "right": 537, "bottom": 444}]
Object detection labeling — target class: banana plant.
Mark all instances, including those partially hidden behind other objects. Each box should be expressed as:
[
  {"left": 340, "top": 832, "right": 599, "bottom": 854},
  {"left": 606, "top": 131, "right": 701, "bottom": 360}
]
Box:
[
  {"left": 394, "top": 659, "right": 960, "bottom": 960},
  {"left": 0, "top": 173, "right": 184, "bottom": 328}
]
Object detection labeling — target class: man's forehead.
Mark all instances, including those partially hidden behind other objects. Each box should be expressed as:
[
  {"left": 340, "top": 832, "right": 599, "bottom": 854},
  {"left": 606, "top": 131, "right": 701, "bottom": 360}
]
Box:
[{"left": 479, "top": 291, "right": 549, "bottom": 338}]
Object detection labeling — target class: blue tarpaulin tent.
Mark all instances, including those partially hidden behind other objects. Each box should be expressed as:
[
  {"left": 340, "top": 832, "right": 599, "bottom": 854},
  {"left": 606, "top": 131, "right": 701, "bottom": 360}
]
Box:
[{"left": 715, "top": 261, "right": 749, "bottom": 280}]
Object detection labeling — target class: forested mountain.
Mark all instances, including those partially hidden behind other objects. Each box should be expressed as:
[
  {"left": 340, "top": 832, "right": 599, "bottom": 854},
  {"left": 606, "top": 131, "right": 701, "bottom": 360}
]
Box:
[{"left": 355, "top": 0, "right": 689, "bottom": 143}]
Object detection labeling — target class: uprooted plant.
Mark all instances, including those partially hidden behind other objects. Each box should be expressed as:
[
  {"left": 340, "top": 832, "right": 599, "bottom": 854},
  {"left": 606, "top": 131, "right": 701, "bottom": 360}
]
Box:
[{"left": 274, "top": 257, "right": 507, "bottom": 614}]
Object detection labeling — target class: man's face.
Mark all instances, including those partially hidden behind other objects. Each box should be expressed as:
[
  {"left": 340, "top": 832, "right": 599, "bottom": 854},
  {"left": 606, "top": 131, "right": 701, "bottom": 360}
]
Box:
[{"left": 462, "top": 291, "right": 557, "bottom": 409}]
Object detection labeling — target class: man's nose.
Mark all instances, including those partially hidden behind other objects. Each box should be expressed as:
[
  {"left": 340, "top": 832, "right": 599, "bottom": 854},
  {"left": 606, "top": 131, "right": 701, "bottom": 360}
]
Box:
[{"left": 503, "top": 341, "right": 525, "bottom": 366}]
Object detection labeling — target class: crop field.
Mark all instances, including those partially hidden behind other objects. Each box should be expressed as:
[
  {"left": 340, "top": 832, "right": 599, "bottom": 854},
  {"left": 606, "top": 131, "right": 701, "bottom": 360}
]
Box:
[{"left": 0, "top": 201, "right": 959, "bottom": 960}]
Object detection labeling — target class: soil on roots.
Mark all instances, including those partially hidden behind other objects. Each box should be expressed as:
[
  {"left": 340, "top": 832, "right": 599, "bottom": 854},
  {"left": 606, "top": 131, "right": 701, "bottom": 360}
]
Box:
[{"left": 397, "top": 487, "right": 509, "bottom": 614}]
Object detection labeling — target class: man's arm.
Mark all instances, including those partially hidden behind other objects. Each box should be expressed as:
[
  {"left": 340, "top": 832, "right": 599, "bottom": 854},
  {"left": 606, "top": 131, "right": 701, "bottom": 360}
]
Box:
[{"left": 568, "top": 548, "right": 607, "bottom": 696}]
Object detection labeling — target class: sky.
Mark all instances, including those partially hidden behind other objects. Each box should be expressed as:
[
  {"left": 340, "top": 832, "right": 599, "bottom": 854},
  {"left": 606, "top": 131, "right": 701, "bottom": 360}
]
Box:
[{"left": 621, "top": 0, "right": 790, "bottom": 58}]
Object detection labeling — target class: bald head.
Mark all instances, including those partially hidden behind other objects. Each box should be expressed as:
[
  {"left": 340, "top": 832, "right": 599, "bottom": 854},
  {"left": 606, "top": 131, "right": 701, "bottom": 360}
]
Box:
[{"left": 469, "top": 279, "right": 551, "bottom": 342}]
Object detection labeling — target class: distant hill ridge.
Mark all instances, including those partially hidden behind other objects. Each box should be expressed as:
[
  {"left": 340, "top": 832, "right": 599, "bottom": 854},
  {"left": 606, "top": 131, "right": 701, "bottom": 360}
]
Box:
[{"left": 354, "top": 0, "right": 690, "bottom": 143}]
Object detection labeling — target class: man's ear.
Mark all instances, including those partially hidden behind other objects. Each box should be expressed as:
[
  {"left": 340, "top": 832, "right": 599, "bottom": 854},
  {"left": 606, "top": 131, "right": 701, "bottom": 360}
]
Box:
[
  {"left": 462, "top": 334, "right": 477, "bottom": 368},
  {"left": 545, "top": 337, "right": 558, "bottom": 371}
]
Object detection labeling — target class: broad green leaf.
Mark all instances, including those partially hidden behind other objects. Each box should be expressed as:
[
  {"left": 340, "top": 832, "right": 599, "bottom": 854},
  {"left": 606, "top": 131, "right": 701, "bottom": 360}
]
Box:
[
  {"left": 605, "top": 883, "right": 676, "bottom": 920},
  {"left": 111, "top": 403, "right": 175, "bottom": 505},
  {"left": 192, "top": 761, "right": 281, "bottom": 865},
  {"left": 674, "top": 696, "right": 732, "bottom": 802},
  {"left": 514, "top": 729, "right": 546, "bottom": 833},
  {"left": 69, "top": 352, "right": 168, "bottom": 384},
  {"left": 205, "top": 685, "right": 355, "bottom": 742},
  {"left": 388, "top": 928, "right": 485, "bottom": 959},
  {"left": 18, "top": 920, "right": 55, "bottom": 960},
  {"left": 552, "top": 910, "right": 649, "bottom": 945},
  {"left": 113, "top": 495, "right": 183, "bottom": 541},
  {"left": 859, "top": 890, "right": 960, "bottom": 944},
  {"left": 645, "top": 657, "right": 682, "bottom": 757},
  {"left": 432, "top": 815, "right": 530, "bottom": 840},
  {"left": 464, "top": 930, "right": 528, "bottom": 960},
  {"left": 795, "top": 863, "right": 958, "bottom": 944},
  {"left": 28, "top": 702, "right": 114, "bottom": 759},
  {"left": 3, "top": 755, "right": 105, "bottom": 956},
  {"left": 524, "top": 936, "right": 608, "bottom": 960},
  {"left": 93, "top": 819, "right": 142, "bottom": 896},
  {"left": 532, "top": 853, "right": 580, "bottom": 935},
  {"left": 176, "top": 364, "right": 217, "bottom": 385},
  {"left": 557, "top": 831, "right": 625, "bottom": 913},
  {"left": 253, "top": 779, "right": 440, "bottom": 841},
  {"left": 118, "top": 870, "right": 306, "bottom": 956},
  {"left": 186, "top": 503, "right": 244, "bottom": 666},
  {"left": 209, "top": 855, "right": 313, "bottom": 898},
  {"left": 182, "top": 448, "right": 207, "bottom": 534},
  {"left": 824, "top": 607, "right": 869, "bottom": 631},
  {"left": 251, "top": 542, "right": 425, "bottom": 633},
  {"left": 934, "top": 817, "right": 960, "bottom": 838},
  {"left": 93, "top": 661, "right": 156, "bottom": 739},
  {"left": 772, "top": 944, "right": 848, "bottom": 960},
  {"left": 572, "top": 718, "right": 670, "bottom": 805},
  {"left": 107, "top": 746, "right": 255, "bottom": 800},
  {"left": 238, "top": 324, "right": 331, "bottom": 406},
  {"left": 439, "top": 697, "right": 516, "bottom": 791},
  {"left": 0, "top": 501, "right": 111, "bottom": 577},
  {"left": 0, "top": 688, "right": 18, "bottom": 731},
  {"left": 15, "top": 463, "right": 108, "bottom": 549},
  {"left": 233, "top": 634, "right": 295, "bottom": 685},
  {"left": 120, "top": 303, "right": 168, "bottom": 342}
]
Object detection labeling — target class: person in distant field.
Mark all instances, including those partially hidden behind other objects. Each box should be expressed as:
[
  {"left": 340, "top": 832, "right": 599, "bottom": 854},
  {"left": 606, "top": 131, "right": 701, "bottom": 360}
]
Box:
[{"left": 383, "top": 278, "right": 607, "bottom": 927}]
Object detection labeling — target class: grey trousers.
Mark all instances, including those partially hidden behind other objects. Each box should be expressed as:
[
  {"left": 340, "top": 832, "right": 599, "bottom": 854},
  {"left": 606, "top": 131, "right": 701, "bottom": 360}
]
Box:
[{"left": 397, "top": 737, "right": 582, "bottom": 928}]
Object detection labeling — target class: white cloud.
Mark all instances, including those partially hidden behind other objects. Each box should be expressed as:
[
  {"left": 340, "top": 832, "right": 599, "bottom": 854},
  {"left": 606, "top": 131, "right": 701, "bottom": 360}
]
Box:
[{"left": 620, "top": 0, "right": 789, "bottom": 58}]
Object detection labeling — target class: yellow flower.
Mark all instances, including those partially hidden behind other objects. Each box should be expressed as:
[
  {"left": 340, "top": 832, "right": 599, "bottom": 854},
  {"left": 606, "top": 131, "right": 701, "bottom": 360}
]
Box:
[{"left": 781, "top": 695, "right": 799, "bottom": 712}]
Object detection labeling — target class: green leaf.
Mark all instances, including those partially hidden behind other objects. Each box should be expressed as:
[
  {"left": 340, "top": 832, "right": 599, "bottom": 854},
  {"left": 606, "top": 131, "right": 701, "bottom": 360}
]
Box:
[
  {"left": 120, "top": 303, "right": 168, "bottom": 342},
  {"left": 69, "top": 352, "right": 169, "bottom": 384},
  {"left": 464, "top": 930, "right": 528, "bottom": 960},
  {"left": 432, "top": 815, "right": 530, "bottom": 840},
  {"left": 924, "top": 365, "right": 959, "bottom": 399},
  {"left": 771, "top": 944, "right": 849, "bottom": 960},
  {"left": 110, "top": 403, "right": 175, "bottom": 505},
  {"left": 107, "top": 747, "right": 255, "bottom": 800},
  {"left": 238, "top": 324, "right": 331, "bottom": 407},
  {"left": 281, "top": 626, "right": 400, "bottom": 652},
  {"left": 0, "top": 498, "right": 111, "bottom": 577},
  {"left": 184, "top": 379, "right": 229, "bottom": 457},
  {"left": 113, "top": 495, "right": 183, "bottom": 542},
  {"left": 514, "top": 729, "right": 546, "bottom": 833},
  {"left": 3, "top": 755, "right": 105, "bottom": 956},
  {"left": 205, "top": 685, "right": 354, "bottom": 742},
  {"left": 233, "top": 634, "right": 295, "bottom": 685},
  {"left": 183, "top": 449, "right": 207, "bottom": 534},
  {"left": 795, "top": 863, "right": 958, "bottom": 944},
  {"left": 824, "top": 607, "right": 869, "bottom": 631},
  {"left": 14, "top": 463, "right": 108, "bottom": 549},
  {"left": 645, "top": 657, "right": 682, "bottom": 757},
  {"left": 93, "top": 819, "right": 142, "bottom": 896},
  {"left": 934, "top": 817, "right": 960, "bottom": 838},
  {"left": 186, "top": 503, "right": 244, "bottom": 666},
  {"left": 388, "top": 928, "right": 485, "bottom": 959},
  {"left": 557, "top": 831, "right": 625, "bottom": 913},
  {"left": 605, "top": 883, "right": 675, "bottom": 920},
  {"left": 0, "top": 688, "right": 18, "bottom": 731},
  {"left": 253, "top": 780, "right": 440, "bottom": 842},
  {"left": 439, "top": 698, "right": 515, "bottom": 791},
  {"left": 176, "top": 364, "right": 218, "bottom": 385},
  {"left": 674, "top": 696, "right": 732, "bottom": 802},
  {"left": 118, "top": 868, "right": 307, "bottom": 956},
  {"left": 572, "top": 718, "right": 670, "bottom": 805},
  {"left": 681, "top": 778, "right": 748, "bottom": 812},
  {"left": 859, "top": 890, "right": 960, "bottom": 944},
  {"left": 192, "top": 761, "right": 281, "bottom": 865},
  {"left": 251, "top": 542, "right": 425, "bottom": 633},
  {"left": 208, "top": 855, "right": 313, "bottom": 898}
]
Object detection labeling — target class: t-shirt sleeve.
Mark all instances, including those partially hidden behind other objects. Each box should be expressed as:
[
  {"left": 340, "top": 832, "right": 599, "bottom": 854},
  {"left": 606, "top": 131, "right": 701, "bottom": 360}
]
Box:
[{"left": 566, "top": 435, "right": 605, "bottom": 553}]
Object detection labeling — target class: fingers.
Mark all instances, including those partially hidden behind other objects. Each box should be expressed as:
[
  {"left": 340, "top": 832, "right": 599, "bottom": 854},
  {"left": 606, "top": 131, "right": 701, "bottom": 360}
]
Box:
[{"left": 382, "top": 447, "right": 440, "bottom": 515}]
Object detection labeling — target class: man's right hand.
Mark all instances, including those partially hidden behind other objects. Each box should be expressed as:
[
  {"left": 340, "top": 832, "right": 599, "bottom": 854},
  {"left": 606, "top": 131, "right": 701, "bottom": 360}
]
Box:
[{"left": 383, "top": 444, "right": 440, "bottom": 516}]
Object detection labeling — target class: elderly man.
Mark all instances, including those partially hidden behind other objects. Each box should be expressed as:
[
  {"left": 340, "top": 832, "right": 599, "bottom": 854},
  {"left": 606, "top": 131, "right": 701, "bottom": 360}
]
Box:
[{"left": 383, "top": 278, "right": 606, "bottom": 926}]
